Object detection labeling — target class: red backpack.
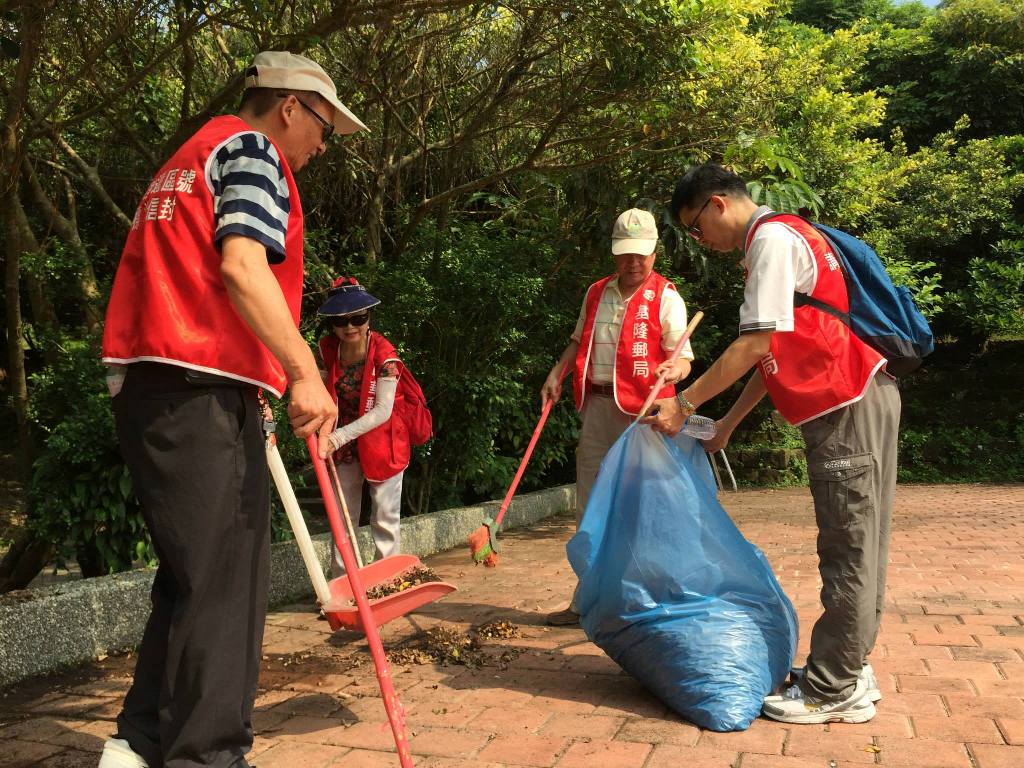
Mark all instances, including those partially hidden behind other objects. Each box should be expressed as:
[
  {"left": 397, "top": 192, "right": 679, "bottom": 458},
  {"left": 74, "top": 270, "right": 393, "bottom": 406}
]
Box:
[{"left": 397, "top": 367, "right": 432, "bottom": 446}]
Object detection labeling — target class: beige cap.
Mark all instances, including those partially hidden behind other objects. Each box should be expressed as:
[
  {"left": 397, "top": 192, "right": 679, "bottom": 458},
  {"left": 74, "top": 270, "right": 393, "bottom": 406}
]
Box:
[
  {"left": 244, "top": 51, "right": 368, "bottom": 135},
  {"left": 611, "top": 208, "right": 658, "bottom": 256}
]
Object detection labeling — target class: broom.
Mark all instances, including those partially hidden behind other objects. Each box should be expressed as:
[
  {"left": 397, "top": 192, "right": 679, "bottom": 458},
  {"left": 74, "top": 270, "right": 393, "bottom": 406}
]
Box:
[
  {"left": 467, "top": 364, "right": 570, "bottom": 567},
  {"left": 467, "top": 311, "right": 704, "bottom": 566}
]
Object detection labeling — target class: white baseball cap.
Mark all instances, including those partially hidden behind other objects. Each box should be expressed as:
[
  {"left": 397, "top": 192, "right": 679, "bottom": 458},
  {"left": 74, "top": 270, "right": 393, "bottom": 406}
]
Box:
[
  {"left": 611, "top": 208, "right": 658, "bottom": 256},
  {"left": 244, "top": 51, "right": 368, "bottom": 135}
]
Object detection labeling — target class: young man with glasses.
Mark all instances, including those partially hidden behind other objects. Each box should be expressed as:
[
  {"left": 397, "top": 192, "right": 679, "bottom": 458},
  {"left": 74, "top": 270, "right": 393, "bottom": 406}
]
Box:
[
  {"left": 645, "top": 162, "right": 900, "bottom": 725},
  {"left": 541, "top": 208, "right": 695, "bottom": 626},
  {"left": 100, "top": 52, "right": 367, "bottom": 768}
]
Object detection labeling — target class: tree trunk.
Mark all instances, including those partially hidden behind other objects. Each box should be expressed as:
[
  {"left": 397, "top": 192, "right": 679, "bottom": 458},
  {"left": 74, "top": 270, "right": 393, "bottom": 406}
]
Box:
[
  {"left": 75, "top": 542, "right": 107, "bottom": 578},
  {"left": 6, "top": 184, "right": 60, "bottom": 359},
  {"left": 365, "top": 173, "right": 387, "bottom": 266},
  {"left": 25, "top": 161, "right": 102, "bottom": 331},
  {"left": 1, "top": 180, "right": 34, "bottom": 477},
  {"left": 0, "top": 184, "right": 49, "bottom": 596},
  {"left": 0, "top": 531, "right": 53, "bottom": 594},
  {"left": 0, "top": 1, "right": 53, "bottom": 593}
]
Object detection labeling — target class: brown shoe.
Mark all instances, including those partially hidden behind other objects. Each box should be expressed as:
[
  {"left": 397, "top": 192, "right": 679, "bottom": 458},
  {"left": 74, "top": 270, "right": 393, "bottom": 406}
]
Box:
[{"left": 546, "top": 607, "right": 581, "bottom": 626}]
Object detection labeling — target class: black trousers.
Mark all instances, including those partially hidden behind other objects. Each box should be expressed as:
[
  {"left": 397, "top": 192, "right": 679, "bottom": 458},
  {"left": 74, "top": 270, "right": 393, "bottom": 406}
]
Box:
[{"left": 112, "top": 363, "right": 270, "bottom": 768}]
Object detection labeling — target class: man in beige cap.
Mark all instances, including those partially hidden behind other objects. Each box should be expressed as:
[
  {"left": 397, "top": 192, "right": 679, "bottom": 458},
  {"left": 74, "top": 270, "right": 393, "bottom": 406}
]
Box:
[
  {"left": 540, "top": 208, "right": 695, "bottom": 626},
  {"left": 99, "top": 52, "right": 366, "bottom": 768}
]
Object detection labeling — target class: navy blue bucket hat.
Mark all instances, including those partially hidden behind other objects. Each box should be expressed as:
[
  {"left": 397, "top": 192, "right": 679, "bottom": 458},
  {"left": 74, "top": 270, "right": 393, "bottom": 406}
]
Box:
[{"left": 317, "top": 277, "right": 381, "bottom": 316}]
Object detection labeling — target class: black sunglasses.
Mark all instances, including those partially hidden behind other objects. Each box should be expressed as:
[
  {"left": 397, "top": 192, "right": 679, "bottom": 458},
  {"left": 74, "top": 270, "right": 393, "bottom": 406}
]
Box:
[
  {"left": 331, "top": 312, "right": 369, "bottom": 328},
  {"left": 280, "top": 93, "right": 334, "bottom": 143},
  {"left": 686, "top": 197, "right": 713, "bottom": 241}
]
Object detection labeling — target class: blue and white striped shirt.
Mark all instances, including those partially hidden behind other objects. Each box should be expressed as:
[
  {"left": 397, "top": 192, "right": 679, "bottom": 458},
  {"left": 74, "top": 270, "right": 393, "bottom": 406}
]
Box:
[{"left": 210, "top": 132, "right": 290, "bottom": 263}]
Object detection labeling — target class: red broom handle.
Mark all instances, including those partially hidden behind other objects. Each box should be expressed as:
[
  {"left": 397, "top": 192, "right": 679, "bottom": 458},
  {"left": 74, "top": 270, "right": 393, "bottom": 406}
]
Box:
[
  {"left": 306, "top": 435, "right": 414, "bottom": 768},
  {"left": 634, "top": 310, "right": 704, "bottom": 422},
  {"left": 493, "top": 363, "right": 571, "bottom": 529}
]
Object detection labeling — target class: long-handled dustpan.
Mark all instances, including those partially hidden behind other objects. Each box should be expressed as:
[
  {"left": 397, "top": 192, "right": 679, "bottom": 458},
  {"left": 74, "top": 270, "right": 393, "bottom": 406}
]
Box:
[
  {"left": 266, "top": 430, "right": 456, "bottom": 631},
  {"left": 265, "top": 426, "right": 456, "bottom": 768},
  {"left": 267, "top": 439, "right": 457, "bottom": 631}
]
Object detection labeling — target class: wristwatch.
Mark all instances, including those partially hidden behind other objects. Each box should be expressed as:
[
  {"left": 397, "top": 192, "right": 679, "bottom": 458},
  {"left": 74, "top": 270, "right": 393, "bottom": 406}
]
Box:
[{"left": 676, "top": 391, "right": 697, "bottom": 418}]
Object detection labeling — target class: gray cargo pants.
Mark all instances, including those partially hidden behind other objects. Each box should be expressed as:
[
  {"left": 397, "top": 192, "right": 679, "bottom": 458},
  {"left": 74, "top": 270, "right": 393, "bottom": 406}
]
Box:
[{"left": 798, "top": 372, "right": 901, "bottom": 701}]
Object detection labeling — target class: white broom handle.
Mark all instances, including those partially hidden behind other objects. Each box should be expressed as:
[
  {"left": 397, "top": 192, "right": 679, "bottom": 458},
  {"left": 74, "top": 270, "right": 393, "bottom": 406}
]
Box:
[{"left": 267, "top": 441, "right": 333, "bottom": 606}]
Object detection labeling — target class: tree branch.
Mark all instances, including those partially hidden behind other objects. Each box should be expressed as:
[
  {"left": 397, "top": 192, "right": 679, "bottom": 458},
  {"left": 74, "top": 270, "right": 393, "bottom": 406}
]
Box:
[{"left": 51, "top": 131, "right": 132, "bottom": 230}]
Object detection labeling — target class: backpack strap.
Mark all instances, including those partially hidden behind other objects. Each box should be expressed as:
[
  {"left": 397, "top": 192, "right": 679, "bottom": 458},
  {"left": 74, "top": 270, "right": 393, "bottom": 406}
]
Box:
[
  {"left": 758, "top": 212, "right": 855, "bottom": 329},
  {"left": 793, "top": 292, "right": 850, "bottom": 325}
]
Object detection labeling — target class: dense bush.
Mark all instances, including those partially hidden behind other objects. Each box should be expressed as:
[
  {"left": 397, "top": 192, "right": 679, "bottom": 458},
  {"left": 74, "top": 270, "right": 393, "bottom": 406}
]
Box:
[
  {"left": 896, "top": 341, "right": 1024, "bottom": 483},
  {"left": 27, "top": 336, "right": 152, "bottom": 576}
]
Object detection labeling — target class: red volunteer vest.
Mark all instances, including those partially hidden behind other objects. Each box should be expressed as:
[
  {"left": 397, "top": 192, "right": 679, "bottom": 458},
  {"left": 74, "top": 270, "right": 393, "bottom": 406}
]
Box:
[
  {"left": 573, "top": 272, "right": 677, "bottom": 416},
  {"left": 746, "top": 213, "right": 885, "bottom": 425},
  {"left": 102, "top": 115, "right": 304, "bottom": 397},
  {"left": 320, "top": 331, "right": 409, "bottom": 482}
]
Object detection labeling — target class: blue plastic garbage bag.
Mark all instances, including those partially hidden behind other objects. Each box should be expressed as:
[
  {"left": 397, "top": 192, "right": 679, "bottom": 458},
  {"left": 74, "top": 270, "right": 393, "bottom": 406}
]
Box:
[{"left": 566, "top": 424, "right": 798, "bottom": 731}]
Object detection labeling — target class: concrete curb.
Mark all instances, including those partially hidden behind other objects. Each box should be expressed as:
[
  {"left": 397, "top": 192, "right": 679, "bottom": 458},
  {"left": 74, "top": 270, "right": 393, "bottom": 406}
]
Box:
[{"left": 0, "top": 484, "right": 574, "bottom": 689}]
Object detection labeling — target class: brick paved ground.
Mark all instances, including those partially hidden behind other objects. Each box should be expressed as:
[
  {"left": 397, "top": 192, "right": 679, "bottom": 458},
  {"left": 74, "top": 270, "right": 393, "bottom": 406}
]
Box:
[{"left": 2, "top": 484, "right": 1023, "bottom": 768}]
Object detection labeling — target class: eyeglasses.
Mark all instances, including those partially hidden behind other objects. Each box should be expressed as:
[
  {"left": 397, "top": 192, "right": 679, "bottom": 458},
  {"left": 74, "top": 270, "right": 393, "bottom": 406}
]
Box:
[
  {"left": 686, "top": 197, "right": 713, "bottom": 241},
  {"left": 280, "top": 93, "right": 334, "bottom": 143},
  {"left": 331, "top": 313, "right": 369, "bottom": 328}
]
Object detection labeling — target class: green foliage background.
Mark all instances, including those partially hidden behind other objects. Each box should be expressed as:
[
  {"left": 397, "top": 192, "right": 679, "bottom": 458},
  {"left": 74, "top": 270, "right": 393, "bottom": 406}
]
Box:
[{"left": 1, "top": 0, "right": 1022, "bottom": 576}]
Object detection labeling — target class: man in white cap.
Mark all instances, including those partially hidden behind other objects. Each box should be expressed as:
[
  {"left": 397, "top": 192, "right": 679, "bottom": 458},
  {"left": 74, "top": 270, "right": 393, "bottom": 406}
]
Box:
[
  {"left": 540, "top": 208, "right": 695, "bottom": 626},
  {"left": 99, "top": 52, "right": 367, "bottom": 768}
]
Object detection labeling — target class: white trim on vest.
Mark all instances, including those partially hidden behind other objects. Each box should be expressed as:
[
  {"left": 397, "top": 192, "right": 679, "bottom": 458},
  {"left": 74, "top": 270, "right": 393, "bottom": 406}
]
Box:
[
  {"left": 792, "top": 358, "right": 887, "bottom": 426},
  {"left": 100, "top": 355, "right": 284, "bottom": 398}
]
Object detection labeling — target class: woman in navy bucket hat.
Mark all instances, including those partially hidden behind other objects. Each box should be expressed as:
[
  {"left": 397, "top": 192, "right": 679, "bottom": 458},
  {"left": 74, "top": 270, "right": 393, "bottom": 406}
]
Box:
[
  {"left": 318, "top": 275, "right": 382, "bottom": 316},
  {"left": 316, "top": 277, "right": 431, "bottom": 576}
]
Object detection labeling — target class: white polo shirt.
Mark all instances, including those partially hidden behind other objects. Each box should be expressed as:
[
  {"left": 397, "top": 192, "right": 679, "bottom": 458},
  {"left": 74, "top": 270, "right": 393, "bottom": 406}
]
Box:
[
  {"left": 738, "top": 208, "right": 817, "bottom": 335},
  {"left": 571, "top": 277, "right": 694, "bottom": 385}
]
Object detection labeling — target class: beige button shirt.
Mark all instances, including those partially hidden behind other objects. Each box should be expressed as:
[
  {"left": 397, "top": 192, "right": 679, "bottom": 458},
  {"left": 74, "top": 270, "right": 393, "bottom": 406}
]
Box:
[{"left": 571, "top": 277, "right": 694, "bottom": 385}]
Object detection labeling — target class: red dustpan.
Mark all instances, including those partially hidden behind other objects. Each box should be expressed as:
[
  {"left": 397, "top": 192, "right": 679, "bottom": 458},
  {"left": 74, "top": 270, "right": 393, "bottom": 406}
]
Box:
[
  {"left": 266, "top": 433, "right": 456, "bottom": 631},
  {"left": 266, "top": 428, "right": 456, "bottom": 768},
  {"left": 319, "top": 553, "right": 455, "bottom": 630},
  {"left": 307, "top": 441, "right": 457, "bottom": 632}
]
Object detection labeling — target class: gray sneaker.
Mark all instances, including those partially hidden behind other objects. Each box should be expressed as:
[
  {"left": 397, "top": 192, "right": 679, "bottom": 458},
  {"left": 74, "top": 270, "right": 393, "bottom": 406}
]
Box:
[
  {"left": 772, "top": 663, "right": 881, "bottom": 703},
  {"left": 762, "top": 677, "right": 876, "bottom": 725}
]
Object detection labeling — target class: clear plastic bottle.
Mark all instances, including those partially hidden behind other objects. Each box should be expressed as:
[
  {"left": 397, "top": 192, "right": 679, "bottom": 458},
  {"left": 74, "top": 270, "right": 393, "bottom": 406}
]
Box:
[{"left": 681, "top": 414, "right": 717, "bottom": 440}]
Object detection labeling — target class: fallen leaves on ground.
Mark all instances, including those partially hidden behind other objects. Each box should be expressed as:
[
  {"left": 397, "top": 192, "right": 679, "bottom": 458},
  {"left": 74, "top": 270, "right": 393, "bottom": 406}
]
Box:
[
  {"left": 475, "top": 620, "right": 521, "bottom": 639},
  {"left": 387, "top": 621, "right": 523, "bottom": 669}
]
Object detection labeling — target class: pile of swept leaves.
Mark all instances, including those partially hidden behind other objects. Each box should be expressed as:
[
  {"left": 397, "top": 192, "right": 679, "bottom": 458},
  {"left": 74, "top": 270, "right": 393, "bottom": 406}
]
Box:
[
  {"left": 365, "top": 566, "right": 441, "bottom": 600},
  {"left": 388, "top": 621, "right": 522, "bottom": 669}
]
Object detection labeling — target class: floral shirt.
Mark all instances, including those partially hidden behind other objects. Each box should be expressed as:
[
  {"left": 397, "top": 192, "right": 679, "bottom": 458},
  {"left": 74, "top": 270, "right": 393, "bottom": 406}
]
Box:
[{"left": 333, "top": 359, "right": 400, "bottom": 464}]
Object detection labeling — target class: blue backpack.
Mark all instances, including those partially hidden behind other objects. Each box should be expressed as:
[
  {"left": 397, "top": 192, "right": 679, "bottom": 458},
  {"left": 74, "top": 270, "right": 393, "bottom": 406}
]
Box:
[{"left": 765, "top": 214, "right": 934, "bottom": 376}]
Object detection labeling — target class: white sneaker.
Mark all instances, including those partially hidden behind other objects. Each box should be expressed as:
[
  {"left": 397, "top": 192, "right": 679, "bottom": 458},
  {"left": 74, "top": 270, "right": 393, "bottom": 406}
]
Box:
[
  {"left": 762, "top": 678, "right": 876, "bottom": 724},
  {"left": 861, "top": 663, "right": 882, "bottom": 702},
  {"left": 771, "top": 663, "right": 882, "bottom": 703},
  {"left": 98, "top": 738, "right": 149, "bottom": 768}
]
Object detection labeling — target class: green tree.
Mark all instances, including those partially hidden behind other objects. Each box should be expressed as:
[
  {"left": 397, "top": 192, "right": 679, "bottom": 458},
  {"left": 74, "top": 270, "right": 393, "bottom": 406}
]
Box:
[
  {"left": 863, "top": 122, "right": 1024, "bottom": 342},
  {"left": 863, "top": 0, "right": 1024, "bottom": 149}
]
